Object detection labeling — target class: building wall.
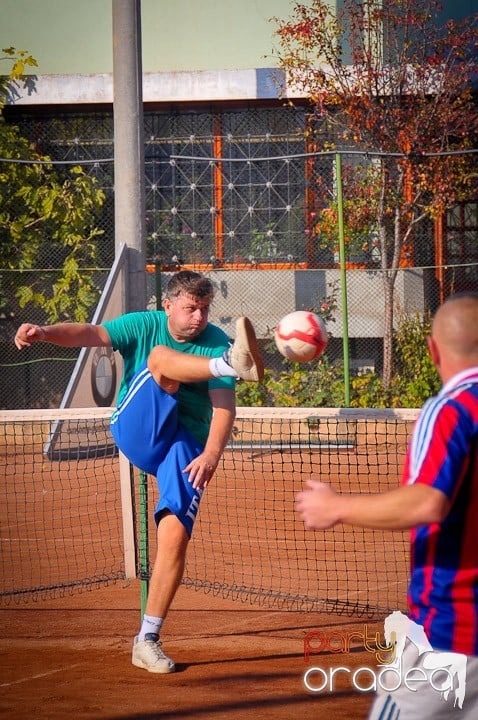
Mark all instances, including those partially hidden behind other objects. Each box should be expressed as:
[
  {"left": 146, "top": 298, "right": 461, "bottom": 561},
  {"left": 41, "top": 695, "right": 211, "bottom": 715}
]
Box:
[
  {"left": 2, "top": 0, "right": 472, "bottom": 105},
  {"left": 0, "top": 0, "right": 298, "bottom": 74},
  {"left": 1, "top": 1, "right": 471, "bottom": 77},
  {"left": 154, "top": 269, "right": 425, "bottom": 340},
  {"left": 1, "top": 0, "right": 305, "bottom": 104}
]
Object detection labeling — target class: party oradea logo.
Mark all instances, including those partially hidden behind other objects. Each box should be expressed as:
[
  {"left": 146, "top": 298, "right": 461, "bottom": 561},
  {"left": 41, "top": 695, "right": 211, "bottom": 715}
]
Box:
[{"left": 303, "top": 610, "right": 467, "bottom": 710}]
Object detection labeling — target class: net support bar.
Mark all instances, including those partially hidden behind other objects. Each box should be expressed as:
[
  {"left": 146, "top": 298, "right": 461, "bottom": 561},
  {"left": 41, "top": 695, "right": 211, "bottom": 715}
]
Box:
[
  {"left": 119, "top": 451, "right": 136, "bottom": 579},
  {"left": 138, "top": 469, "right": 150, "bottom": 617}
]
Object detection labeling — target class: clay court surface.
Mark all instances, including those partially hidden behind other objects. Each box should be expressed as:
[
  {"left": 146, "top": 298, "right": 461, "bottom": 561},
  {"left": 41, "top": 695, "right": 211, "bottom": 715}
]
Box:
[
  {"left": 0, "top": 410, "right": 410, "bottom": 719},
  {"left": 0, "top": 580, "right": 383, "bottom": 719}
]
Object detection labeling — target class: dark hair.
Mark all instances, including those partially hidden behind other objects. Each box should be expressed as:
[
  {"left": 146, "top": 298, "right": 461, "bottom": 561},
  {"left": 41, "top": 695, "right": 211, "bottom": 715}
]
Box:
[{"left": 164, "top": 270, "right": 214, "bottom": 301}]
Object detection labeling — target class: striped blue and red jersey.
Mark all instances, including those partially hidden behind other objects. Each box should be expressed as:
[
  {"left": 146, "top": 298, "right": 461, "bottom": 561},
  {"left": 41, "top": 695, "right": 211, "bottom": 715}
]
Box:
[{"left": 404, "top": 367, "right": 478, "bottom": 655}]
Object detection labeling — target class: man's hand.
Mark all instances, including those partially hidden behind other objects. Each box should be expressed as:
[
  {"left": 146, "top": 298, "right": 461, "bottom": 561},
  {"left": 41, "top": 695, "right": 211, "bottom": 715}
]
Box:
[
  {"left": 184, "top": 450, "right": 219, "bottom": 491},
  {"left": 15, "top": 324, "right": 46, "bottom": 349},
  {"left": 295, "top": 479, "right": 341, "bottom": 530}
]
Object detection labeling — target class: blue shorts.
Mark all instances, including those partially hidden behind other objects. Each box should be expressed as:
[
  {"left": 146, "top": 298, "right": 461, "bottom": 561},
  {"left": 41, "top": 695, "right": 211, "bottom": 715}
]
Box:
[{"left": 110, "top": 362, "right": 204, "bottom": 536}]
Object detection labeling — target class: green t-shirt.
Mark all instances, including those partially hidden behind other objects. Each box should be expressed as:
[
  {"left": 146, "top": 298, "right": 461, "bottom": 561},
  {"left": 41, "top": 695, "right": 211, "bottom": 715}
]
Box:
[{"left": 102, "top": 310, "right": 234, "bottom": 445}]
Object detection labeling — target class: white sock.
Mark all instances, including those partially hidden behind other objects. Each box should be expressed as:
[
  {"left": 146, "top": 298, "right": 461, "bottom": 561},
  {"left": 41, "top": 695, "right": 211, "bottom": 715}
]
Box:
[
  {"left": 138, "top": 614, "right": 163, "bottom": 641},
  {"left": 209, "top": 352, "right": 238, "bottom": 378}
]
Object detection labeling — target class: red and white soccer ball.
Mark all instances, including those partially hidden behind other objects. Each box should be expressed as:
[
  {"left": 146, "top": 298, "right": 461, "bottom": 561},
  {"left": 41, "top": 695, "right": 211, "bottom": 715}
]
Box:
[{"left": 274, "top": 310, "right": 328, "bottom": 363}]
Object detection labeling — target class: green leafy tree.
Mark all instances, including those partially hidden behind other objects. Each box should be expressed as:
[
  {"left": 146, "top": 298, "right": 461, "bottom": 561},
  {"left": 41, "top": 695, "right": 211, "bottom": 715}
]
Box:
[
  {"left": 0, "top": 47, "right": 105, "bottom": 322},
  {"left": 273, "top": 0, "right": 478, "bottom": 388}
]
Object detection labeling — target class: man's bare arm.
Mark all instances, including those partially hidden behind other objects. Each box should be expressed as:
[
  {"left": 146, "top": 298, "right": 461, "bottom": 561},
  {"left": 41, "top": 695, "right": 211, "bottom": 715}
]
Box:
[
  {"left": 15, "top": 323, "right": 111, "bottom": 350},
  {"left": 185, "top": 388, "right": 236, "bottom": 490},
  {"left": 296, "top": 479, "right": 451, "bottom": 532}
]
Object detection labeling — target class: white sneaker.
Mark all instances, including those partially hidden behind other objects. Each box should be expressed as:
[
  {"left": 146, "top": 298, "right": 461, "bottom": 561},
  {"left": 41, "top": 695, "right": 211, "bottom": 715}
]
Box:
[
  {"left": 228, "top": 317, "right": 264, "bottom": 382},
  {"left": 132, "top": 634, "right": 175, "bottom": 674}
]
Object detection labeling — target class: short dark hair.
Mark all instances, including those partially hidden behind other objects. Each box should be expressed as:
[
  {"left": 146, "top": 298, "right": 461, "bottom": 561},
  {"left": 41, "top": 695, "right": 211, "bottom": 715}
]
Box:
[{"left": 164, "top": 270, "right": 214, "bottom": 301}]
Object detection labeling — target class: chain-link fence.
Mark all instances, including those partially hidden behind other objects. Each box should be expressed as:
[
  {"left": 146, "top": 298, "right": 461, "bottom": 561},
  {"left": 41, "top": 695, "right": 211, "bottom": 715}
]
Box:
[{"left": 1, "top": 106, "right": 477, "bottom": 408}]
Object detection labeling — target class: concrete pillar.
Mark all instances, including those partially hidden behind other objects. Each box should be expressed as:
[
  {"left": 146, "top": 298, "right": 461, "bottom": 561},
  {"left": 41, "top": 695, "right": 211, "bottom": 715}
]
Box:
[{"left": 112, "top": 0, "right": 147, "bottom": 311}]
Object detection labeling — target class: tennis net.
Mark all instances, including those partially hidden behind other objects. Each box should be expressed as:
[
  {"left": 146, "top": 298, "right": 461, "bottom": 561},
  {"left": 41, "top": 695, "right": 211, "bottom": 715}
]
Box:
[
  {"left": 0, "top": 408, "right": 127, "bottom": 602},
  {"left": 0, "top": 406, "right": 417, "bottom": 615}
]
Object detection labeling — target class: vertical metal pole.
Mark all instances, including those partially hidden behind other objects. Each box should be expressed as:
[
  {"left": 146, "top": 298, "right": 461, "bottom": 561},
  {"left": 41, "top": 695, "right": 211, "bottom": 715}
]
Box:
[
  {"left": 155, "top": 261, "right": 162, "bottom": 311},
  {"left": 213, "top": 115, "right": 224, "bottom": 261},
  {"left": 112, "top": 0, "right": 147, "bottom": 312},
  {"left": 335, "top": 153, "right": 351, "bottom": 406},
  {"left": 138, "top": 469, "right": 149, "bottom": 617}
]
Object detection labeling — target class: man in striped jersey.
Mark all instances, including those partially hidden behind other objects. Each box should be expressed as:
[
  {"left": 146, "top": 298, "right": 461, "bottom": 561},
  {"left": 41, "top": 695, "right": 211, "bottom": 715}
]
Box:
[{"left": 296, "top": 291, "right": 478, "bottom": 718}]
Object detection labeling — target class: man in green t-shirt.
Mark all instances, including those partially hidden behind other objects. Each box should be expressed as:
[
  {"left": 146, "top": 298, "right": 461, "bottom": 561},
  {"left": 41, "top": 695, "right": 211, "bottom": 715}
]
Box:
[{"left": 15, "top": 270, "right": 263, "bottom": 674}]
